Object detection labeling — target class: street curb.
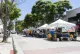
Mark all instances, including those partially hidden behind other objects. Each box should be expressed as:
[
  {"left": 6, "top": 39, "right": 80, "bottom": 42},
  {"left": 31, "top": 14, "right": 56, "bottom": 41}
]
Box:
[
  {"left": 8, "top": 37, "right": 14, "bottom": 54},
  {"left": 12, "top": 37, "right": 15, "bottom": 54},
  {"left": 12, "top": 36, "right": 24, "bottom": 54}
]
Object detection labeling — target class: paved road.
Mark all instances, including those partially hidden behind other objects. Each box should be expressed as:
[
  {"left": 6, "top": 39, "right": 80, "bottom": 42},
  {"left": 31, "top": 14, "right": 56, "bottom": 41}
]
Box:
[{"left": 12, "top": 34, "right": 80, "bottom": 54}]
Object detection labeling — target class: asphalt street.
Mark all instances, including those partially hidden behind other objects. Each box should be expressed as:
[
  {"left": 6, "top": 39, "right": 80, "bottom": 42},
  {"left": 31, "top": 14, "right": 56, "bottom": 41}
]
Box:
[{"left": 12, "top": 34, "right": 80, "bottom": 54}]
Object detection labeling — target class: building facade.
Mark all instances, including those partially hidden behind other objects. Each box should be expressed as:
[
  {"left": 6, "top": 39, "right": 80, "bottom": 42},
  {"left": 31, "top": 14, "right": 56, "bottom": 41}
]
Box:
[{"left": 63, "top": 7, "right": 80, "bottom": 33}]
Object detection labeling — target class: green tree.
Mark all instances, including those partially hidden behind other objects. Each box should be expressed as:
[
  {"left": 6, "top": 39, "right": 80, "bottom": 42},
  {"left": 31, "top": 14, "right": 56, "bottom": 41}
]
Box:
[
  {"left": 24, "top": 14, "right": 38, "bottom": 27},
  {"left": 7, "top": 1, "right": 21, "bottom": 31},
  {"left": 15, "top": 20, "right": 24, "bottom": 33},
  {"left": 53, "top": 0, "right": 72, "bottom": 18},
  {"left": 7, "top": 21, "right": 14, "bottom": 30},
  {"left": 0, "top": 0, "right": 21, "bottom": 42},
  {"left": 32, "top": 0, "right": 53, "bottom": 24},
  {"left": 31, "top": 0, "right": 72, "bottom": 24}
]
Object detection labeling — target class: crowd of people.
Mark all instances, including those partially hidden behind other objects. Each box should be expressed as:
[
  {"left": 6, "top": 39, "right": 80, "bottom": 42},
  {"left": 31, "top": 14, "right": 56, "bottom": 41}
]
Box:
[{"left": 23, "top": 28, "right": 77, "bottom": 41}]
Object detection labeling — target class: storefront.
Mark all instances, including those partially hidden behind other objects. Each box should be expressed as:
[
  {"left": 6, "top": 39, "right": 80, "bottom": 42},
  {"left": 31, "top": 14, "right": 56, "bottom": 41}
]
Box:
[{"left": 65, "top": 7, "right": 80, "bottom": 34}]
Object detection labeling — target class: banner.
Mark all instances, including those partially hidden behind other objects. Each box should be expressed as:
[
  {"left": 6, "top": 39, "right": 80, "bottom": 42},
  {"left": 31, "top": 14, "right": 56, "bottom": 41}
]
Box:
[{"left": 62, "top": 26, "right": 75, "bottom": 32}]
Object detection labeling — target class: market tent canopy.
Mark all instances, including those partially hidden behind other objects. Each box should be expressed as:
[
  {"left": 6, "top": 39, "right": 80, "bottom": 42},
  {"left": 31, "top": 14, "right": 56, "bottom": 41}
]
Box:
[
  {"left": 48, "top": 19, "right": 76, "bottom": 32},
  {"left": 47, "top": 27, "right": 55, "bottom": 29},
  {"left": 49, "top": 19, "right": 76, "bottom": 27},
  {"left": 37, "top": 24, "right": 48, "bottom": 29}
]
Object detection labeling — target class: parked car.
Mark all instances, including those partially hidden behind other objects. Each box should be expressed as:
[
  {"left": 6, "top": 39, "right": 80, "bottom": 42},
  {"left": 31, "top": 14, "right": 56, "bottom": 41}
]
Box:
[{"left": 11, "top": 31, "right": 16, "bottom": 34}]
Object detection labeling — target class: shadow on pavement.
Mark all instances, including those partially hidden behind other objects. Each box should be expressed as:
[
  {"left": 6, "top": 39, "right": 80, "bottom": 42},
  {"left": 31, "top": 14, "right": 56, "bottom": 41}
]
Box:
[
  {"left": 43, "top": 39, "right": 79, "bottom": 42},
  {"left": 23, "top": 35, "right": 34, "bottom": 37},
  {"left": 43, "top": 39, "right": 58, "bottom": 42},
  {"left": 23, "top": 35, "right": 44, "bottom": 38}
]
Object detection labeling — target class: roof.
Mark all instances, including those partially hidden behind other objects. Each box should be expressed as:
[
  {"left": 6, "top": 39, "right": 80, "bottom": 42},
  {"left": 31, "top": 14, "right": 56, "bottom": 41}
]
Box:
[{"left": 66, "top": 7, "right": 80, "bottom": 18}]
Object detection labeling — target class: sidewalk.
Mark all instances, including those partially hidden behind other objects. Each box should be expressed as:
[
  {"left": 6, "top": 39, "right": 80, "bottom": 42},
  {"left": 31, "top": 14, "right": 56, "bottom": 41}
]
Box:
[
  {"left": 0, "top": 37, "right": 14, "bottom": 54},
  {"left": 11, "top": 34, "right": 24, "bottom": 54}
]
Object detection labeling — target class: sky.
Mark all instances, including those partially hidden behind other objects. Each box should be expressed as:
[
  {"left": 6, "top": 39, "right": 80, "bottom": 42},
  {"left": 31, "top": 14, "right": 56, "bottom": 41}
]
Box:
[{"left": 17, "top": 0, "right": 80, "bottom": 20}]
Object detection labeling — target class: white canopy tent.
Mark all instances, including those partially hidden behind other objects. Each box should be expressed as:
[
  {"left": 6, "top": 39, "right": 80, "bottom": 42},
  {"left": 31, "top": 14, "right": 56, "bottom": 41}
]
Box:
[
  {"left": 48, "top": 19, "right": 76, "bottom": 32},
  {"left": 49, "top": 19, "right": 75, "bottom": 27},
  {"left": 37, "top": 24, "right": 48, "bottom": 29}
]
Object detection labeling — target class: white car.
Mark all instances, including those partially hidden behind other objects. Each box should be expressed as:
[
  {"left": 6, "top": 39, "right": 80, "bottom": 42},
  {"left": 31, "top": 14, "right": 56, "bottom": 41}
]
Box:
[{"left": 11, "top": 31, "right": 16, "bottom": 34}]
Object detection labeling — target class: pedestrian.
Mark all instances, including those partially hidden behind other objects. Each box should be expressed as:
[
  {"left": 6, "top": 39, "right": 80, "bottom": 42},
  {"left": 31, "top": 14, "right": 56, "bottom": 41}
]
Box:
[
  {"left": 73, "top": 33, "right": 77, "bottom": 41},
  {"left": 25, "top": 30, "right": 28, "bottom": 36},
  {"left": 54, "top": 33, "right": 57, "bottom": 41},
  {"left": 57, "top": 32, "right": 62, "bottom": 41},
  {"left": 47, "top": 33, "right": 52, "bottom": 40},
  {"left": 36, "top": 29, "right": 40, "bottom": 37},
  {"left": 49, "top": 29, "right": 54, "bottom": 40},
  {"left": 70, "top": 34, "right": 73, "bottom": 41}
]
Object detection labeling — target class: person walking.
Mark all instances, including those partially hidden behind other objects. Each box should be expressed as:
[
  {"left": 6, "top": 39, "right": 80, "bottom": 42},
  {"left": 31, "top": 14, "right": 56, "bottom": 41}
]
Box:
[
  {"left": 49, "top": 29, "right": 54, "bottom": 40},
  {"left": 73, "top": 33, "right": 77, "bottom": 41},
  {"left": 70, "top": 34, "right": 73, "bottom": 41}
]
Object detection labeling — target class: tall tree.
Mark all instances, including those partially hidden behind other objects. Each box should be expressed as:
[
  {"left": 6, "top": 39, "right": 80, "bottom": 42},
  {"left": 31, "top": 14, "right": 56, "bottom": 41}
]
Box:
[
  {"left": 7, "top": 21, "right": 14, "bottom": 30},
  {"left": 0, "top": 0, "right": 21, "bottom": 42},
  {"left": 32, "top": 0, "right": 54, "bottom": 24},
  {"left": 31, "top": 0, "right": 72, "bottom": 24},
  {"left": 53, "top": 0, "right": 72, "bottom": 19},
  {"left": 15, "top": 20, "right": 24, "bottom": 33},
  {"left": 24, "top": 14, "right": 37, "bottom": 27}
]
